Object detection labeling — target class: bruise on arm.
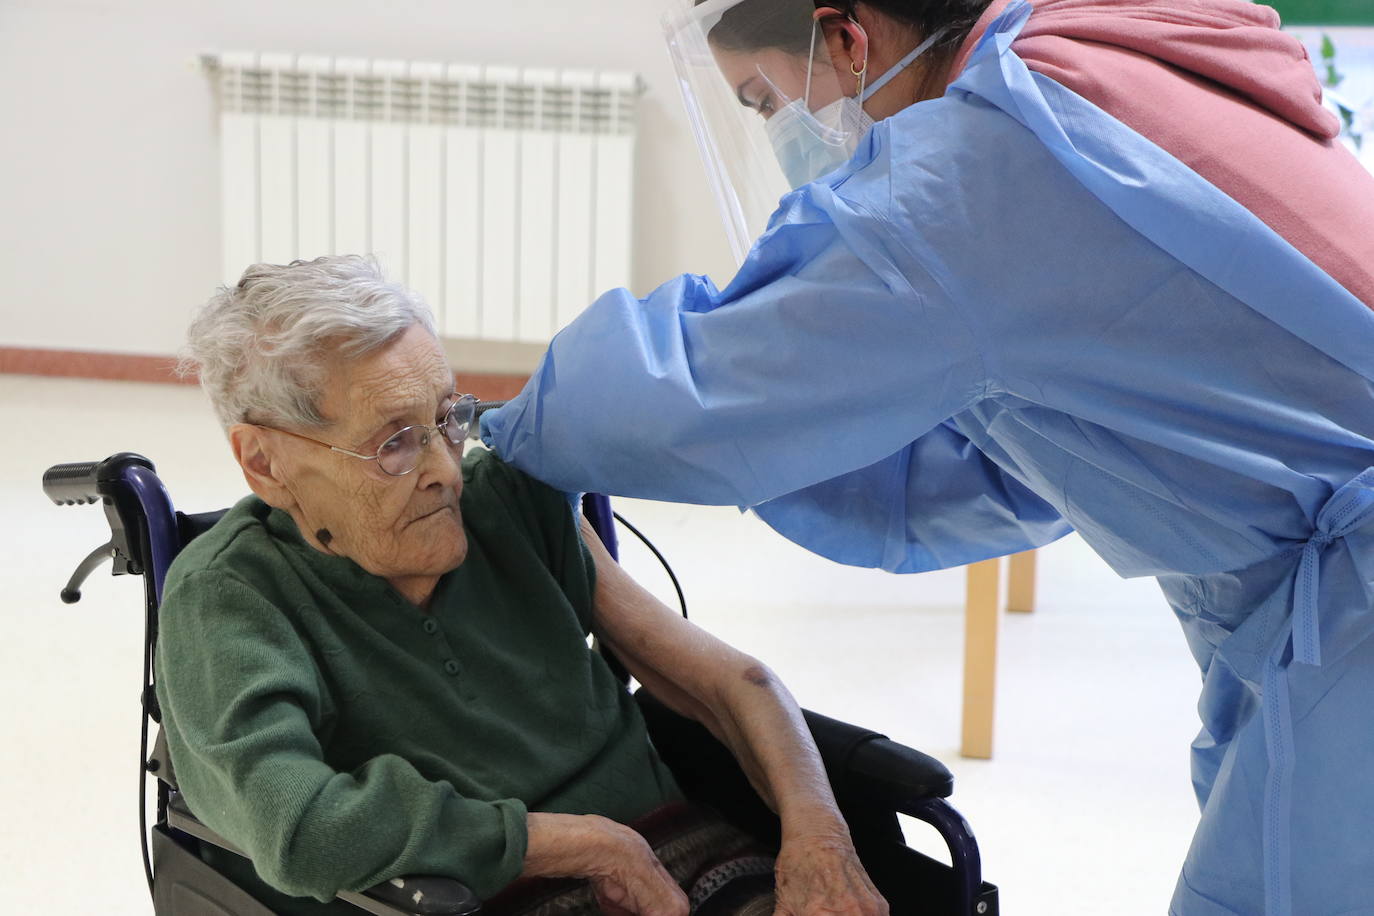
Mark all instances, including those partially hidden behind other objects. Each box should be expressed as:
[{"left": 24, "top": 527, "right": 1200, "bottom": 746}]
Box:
[{"left": 742, "top": 665, "right": 773, "bottom": 688}]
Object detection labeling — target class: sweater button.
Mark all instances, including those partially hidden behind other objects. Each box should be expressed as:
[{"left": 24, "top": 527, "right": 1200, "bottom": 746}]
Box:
[
  {"left": 443, "top": 659, "right": 460, "bottom": 676},
  {"left": 422, "top": 618, "right": 439, "bottom": 635}
]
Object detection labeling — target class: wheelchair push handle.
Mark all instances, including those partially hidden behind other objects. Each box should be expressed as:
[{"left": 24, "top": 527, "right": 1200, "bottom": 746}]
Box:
[
  {"left": 43, "top": 460, "right": 104, "bottom": 506},
  {"left": 42, "top": 453, "right": 159, "bottom": 602},
  {"left": 468, "top": 400, "right": 507, "bottom": 439},
  {"left": 43, "top": 452, "right": 157, "bottom": 507}
]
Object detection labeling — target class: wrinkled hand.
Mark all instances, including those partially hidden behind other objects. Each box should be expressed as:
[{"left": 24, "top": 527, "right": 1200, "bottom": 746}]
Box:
[
  {"left": 523, "top": 812, "right": 688, "bottom": 916},
  {"left": 773, "top": 833, "right": 889, "bottom": 916},
  {"left": 584, "top": 817, "right": 688, "bottom": 916}
]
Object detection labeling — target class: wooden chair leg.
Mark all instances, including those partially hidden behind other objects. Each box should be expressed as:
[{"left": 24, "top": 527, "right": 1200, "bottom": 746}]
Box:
[
  {"left": 1007, "top": 549, "right": 1038, "bottom": 613},
  {"left": 961, "top": 558, "right": 1001, "bottom": 760}
]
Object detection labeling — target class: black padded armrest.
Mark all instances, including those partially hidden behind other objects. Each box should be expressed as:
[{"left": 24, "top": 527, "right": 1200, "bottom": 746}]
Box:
[
  {"left": 802, "top": 708, "right": 953, "bottom": 812},
  {"left": 636, "top": 689, "right": 953, "bottom": 818},
  {"left": 165, "top": 794, "right": 481, "bottom": 916}
]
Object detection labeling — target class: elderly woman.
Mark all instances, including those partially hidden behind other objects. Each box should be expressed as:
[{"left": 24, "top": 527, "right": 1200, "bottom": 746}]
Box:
[{"left": 159, "top": 255, "right": 886, "bottom": 916}]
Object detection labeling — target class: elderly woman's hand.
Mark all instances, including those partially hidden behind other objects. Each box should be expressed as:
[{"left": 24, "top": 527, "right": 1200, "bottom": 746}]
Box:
[
  {"left": 772, "top": 830, "right": 889, "bottom": 916},
  {"left": 523, "top": 812, "right": 688, "bottom": 916}
]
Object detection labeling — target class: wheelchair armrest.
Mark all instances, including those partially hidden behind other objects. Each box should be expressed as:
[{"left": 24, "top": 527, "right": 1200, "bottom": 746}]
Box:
[
  {"left": 166, "top": 794, "right": 481, "bottom": 916},
  {"left": 636, "top": 689, "right": 952, "bottom": 817},
  {"left": 802, "top": 708, "right": 954, "bottom": 813}
]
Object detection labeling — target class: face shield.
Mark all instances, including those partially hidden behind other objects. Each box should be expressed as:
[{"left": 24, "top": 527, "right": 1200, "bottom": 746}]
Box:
[{"left": 663, "top": 0, "right": 945, "bottom": 263}]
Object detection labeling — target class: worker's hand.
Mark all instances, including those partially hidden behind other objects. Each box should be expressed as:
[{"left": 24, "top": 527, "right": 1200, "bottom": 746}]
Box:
[
  {"left": 523, "top": 812, "right": 688, "bottom": 916},
  {"left": 772, "top": 830, "right": 889, "bottom": 916}
]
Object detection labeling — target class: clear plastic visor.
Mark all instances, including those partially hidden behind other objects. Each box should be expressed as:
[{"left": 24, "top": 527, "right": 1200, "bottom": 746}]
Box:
[{"left": 664, "top": 0, "right": 869, "bottom": 263}]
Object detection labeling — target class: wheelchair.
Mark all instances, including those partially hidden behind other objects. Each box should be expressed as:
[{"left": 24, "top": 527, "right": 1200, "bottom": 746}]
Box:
[{"left": 43, "top": 450, "right": 1000, "bottom": 916}]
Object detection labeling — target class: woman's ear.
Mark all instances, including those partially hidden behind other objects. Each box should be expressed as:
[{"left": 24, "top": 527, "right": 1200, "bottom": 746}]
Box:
[
  {"left": 814, "top": 7, "right": 870, "bottom": 94},
  {"left": 229, "top": 424, "right": 297, "bottom": 511}
]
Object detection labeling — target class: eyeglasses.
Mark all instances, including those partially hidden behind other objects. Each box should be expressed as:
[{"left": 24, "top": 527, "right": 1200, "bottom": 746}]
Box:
[{"left": 264, "top": 393, "right": 477, "bottom": 477}]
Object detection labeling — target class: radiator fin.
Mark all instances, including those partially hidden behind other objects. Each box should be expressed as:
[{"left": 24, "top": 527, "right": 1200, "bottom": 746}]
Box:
[{"left": 210, "top": 53, "right": 640, "bottom": 345}]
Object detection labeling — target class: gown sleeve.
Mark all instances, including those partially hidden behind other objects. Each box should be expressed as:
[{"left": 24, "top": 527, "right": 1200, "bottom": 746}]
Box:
[
  {"left": 482, "top": 176, "right": 990, "bottom": 510},
  {"left": 752, "top": 420, "right": 1071, "bottom": 573}
]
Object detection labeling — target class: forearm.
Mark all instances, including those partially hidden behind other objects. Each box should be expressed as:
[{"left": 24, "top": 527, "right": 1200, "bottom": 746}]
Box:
[
  {"left": 583, "top": 521, "right": 846, "bottom": 839},
  {"left": 707, "top": 666, "right": 890, "bottom": 915},
  {"left": 522, "top": 811, "right": 628, "bottom": 878},
  {"left": 584, "top": 528, "right": 884, "bottom": 913},
  {"left": 706, "top": 663, "right": 851, "bottom": 840}
]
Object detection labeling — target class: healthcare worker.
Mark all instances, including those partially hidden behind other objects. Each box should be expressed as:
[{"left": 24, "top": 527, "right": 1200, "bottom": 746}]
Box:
[{"left": 482, "top": 0, "right": 1374, "bottom": 912}]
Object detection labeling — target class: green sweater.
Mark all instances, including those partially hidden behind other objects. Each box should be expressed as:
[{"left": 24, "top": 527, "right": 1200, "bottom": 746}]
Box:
[{"left": 154, "top": 448, "right": 681, "bottom": 913}]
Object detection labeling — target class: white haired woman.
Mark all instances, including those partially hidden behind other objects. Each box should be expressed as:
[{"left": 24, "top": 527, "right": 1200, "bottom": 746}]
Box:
[{"left": 160, "top": 255, "right": 887, "bottom": 916}]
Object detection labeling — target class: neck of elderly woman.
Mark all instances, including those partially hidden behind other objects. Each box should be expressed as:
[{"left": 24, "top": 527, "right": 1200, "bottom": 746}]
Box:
[
  {"left": 378, "top": 564, "right": 445, "bottom": 611},
  {"left": 295, "top": 519, "right": 447, "bottom": 610}
]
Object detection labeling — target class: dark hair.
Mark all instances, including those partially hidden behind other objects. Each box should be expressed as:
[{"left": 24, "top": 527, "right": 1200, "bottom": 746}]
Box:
[
  {"left": 847, "top": 0, "right": 994, "bottom": 97},
  {"left": 702, "top": 0, "right": 818, "bottom": 56},
  {"left": 702, "top": 0, "right": 993, "bottom": 95},
  {"left": 840, "top": 0, "right": 992, "bottom": 51}
]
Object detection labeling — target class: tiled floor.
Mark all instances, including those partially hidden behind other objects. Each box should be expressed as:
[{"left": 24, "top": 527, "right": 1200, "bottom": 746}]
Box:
[{"left": 3, "top": 374, "right": 1203, "bottom": 914}]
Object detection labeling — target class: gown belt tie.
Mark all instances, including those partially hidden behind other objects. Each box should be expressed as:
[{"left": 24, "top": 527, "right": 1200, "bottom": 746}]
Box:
[{"left": 1262, "top": 467, "right": 1374, "bottom": 916}]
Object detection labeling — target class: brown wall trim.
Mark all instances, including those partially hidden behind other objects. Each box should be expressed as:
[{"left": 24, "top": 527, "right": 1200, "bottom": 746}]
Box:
[
  {"left": 0, "top": 346, "right": 191, "bottom": 384},
  {"left": 452, "top": 372, "right": 530, "bottom": 402},
  {"left": 1, "top": 346, "right": 530, "bottom": 401}
]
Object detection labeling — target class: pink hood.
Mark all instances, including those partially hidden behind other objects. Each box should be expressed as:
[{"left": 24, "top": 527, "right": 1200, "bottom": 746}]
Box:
[{"left": 950, "top": 0, "right": 1374, "bottom": 308}]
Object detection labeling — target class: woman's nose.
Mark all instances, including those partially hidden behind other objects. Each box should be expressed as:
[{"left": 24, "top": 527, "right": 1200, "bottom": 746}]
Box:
[{"left": 418, "top": 427, "right": 464, "bottom": 477}]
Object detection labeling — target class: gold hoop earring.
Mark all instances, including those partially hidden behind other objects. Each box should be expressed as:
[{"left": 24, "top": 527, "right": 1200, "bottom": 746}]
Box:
[{"left": 851, "top": 60, "right": 867, "bottom": 77}]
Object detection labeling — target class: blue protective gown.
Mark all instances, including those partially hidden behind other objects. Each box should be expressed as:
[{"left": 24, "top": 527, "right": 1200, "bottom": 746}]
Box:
[{"left": 483, "top": 4, "right": 1374, "bottom": 912}]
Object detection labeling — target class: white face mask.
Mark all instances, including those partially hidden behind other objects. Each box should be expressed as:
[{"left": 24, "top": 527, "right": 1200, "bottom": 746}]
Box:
[
  {"left": 766, "top": 25, "right": 949, "bottom": 189},
  {"left": 764, "top": 97, "right": 860, "bottom": 189}
]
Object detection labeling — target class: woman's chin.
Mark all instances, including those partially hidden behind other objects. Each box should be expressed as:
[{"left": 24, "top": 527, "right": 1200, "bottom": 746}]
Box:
[
  {"left": 384, "top": 509, "right": 467, "bottom": 576},
  {"left": 424, "top": 518, "right": 468, "bottom": 572}
]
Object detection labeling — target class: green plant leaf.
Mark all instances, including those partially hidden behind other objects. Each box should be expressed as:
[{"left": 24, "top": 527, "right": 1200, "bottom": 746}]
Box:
[{"left": 1320, "top": 33, "right": 1346, "bottom": 87}]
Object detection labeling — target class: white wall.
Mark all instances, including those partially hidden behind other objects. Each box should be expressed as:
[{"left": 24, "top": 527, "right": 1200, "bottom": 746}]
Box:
[{"left": 0, "top": 0, "right": 737, "bottom": 358}]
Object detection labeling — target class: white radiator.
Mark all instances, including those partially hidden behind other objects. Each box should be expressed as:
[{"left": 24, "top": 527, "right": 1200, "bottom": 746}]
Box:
[{"left": 206, "top": 52, "right": 641, "bottom": 344}]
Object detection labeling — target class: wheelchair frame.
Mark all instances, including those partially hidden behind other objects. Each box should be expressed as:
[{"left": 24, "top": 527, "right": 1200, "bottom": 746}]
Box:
[{"left": 44, "top": 451, "right": 1000, "bottom": 916}]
